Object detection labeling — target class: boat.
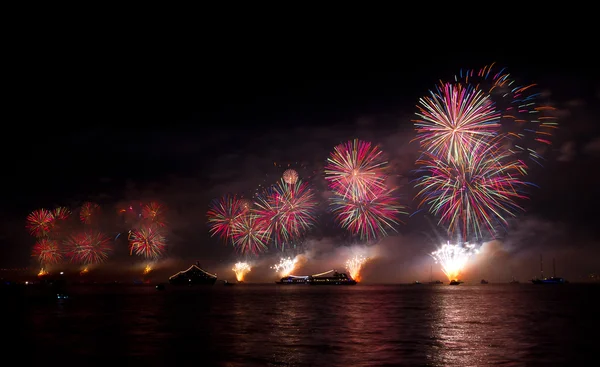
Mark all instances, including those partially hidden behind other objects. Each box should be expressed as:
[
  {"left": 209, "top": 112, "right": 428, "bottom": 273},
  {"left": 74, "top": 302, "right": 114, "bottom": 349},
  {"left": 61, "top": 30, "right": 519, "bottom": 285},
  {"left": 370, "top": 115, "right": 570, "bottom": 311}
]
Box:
[
  {"left": 531, "top": 256, "right": 566, "bottom": 285},
  {"left": 223, "top": 280, "right": 236, "bottom": 286},
  {"left": 480, "top": 279, "right": 489, "bottom": 284},
  {"left": 449, "top": 280, "right": 463, "bottom": 285},
  {"left": 310, "top": 270, "right": 357, "bottom": 285},
  {"left": 168, "top": 262, "right": 217, "bottom": 285},
  {"left": 413, "top": 281, "right": 422, "bottom": 285},
  {"left": 428, "top": 280, "right": 444, "bottom": 285},
  {"left": 276, "top": 270, "right": 357, "bottom": 285},
  {"left": 276, "top": 275, "right": 310, "bottom": 285}
]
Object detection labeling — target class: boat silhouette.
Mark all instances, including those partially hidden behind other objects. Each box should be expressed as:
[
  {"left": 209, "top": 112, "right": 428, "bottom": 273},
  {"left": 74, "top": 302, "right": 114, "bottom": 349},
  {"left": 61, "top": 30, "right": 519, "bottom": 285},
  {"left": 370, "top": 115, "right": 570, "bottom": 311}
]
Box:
[{"left": 531, "top": 256, "right": 566, "bottom": 284}]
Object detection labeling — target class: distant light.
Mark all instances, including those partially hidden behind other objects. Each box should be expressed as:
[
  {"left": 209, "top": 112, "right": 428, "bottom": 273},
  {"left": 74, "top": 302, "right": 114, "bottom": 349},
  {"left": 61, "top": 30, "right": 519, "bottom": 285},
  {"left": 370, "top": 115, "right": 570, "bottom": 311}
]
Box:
[
  {"left": 60, "top": 272, "right": 64, "bottom": 275},
  {"left": 25, "top": 281, "right": 29, "bottom": 285}
]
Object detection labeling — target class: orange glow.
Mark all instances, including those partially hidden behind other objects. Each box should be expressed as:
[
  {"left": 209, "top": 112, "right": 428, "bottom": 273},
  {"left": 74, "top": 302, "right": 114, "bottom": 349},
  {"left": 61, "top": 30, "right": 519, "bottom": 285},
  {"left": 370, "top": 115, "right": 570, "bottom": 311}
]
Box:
[{"left": 37, "top": 268, "right": 48, "bottom": 277}]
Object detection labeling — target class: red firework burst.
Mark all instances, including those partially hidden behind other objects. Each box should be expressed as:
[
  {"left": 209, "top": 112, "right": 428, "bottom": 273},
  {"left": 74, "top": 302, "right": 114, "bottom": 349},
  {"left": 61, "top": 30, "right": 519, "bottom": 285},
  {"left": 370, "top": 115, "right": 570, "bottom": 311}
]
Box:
[
  {"left": 32, "top": 238, "right": 63, "bottom": 265},
  {"left": 129, "top": 225, "right": 167, "bottom": 259},
  {"left": 142, "top": 202, "right": 166, "bottom": 227},
  {"left": 26, "top": 209, "right": 55, "bottom": 237},
  {"left": 80, "top": 202, "right": 100, "bottom": 224},
  {"left": 64, "top": 231, "right": 112, "bottom": 264}
]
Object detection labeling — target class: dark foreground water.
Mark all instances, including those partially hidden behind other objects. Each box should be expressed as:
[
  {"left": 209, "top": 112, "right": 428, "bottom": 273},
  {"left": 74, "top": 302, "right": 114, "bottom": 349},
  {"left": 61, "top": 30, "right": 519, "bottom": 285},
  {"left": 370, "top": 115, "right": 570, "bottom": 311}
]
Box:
[{"left": 5, "top": 283, "right": 599, "bottom": 366}]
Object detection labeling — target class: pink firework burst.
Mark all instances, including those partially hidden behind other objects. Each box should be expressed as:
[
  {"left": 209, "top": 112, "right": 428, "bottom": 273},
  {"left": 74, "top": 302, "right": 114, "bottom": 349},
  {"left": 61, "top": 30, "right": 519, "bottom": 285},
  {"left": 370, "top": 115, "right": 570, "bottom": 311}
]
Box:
[
  {"left": 32, "top": 238, "right": 63, "bottom": 265},
  {"left": 325, "top": 139, "right": 388, "bottom": 201},
  {"left": 207, "top": 194, "right": 246, "bottom": 243},
  {"left": 231, "top": 214, "right": 269, "bottom": 256},
  {"left": 413, "top": 82, "right": 501, "bottom": 164},
  {"left": 331, "top": 187, "right": 407, "bottom": 241},
  {"left": 254, "top": 178, "right": 317, "bottom": 247},
  {"left": 64, "top": 231, "right": 112, "bottom": 265},
  {"left": 26, "top": 209, "right": 55, "bottom": 237},
  {"left": 129, "top": 225, "right": 167, "bottom": 259}
]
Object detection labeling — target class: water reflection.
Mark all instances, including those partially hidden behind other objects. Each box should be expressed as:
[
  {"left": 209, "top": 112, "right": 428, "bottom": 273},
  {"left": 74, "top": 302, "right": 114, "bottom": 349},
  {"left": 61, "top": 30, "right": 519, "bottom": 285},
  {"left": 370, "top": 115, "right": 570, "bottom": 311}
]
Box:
[{"left": 4, "top": 283, "right": 599, "bottom": 365}]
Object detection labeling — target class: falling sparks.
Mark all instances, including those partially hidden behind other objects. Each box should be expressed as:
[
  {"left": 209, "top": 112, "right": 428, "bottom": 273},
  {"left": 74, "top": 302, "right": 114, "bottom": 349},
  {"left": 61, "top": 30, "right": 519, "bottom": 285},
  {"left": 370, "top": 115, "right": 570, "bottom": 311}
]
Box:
[
  {"left": 345, "top": 255, "right": 369, "bottom": 282},
  {"left": 232, "top": 262, "right": 251, "bottom": 282},
  {"left": 271, "top": 257, "right": 298, "bottom": 277}
]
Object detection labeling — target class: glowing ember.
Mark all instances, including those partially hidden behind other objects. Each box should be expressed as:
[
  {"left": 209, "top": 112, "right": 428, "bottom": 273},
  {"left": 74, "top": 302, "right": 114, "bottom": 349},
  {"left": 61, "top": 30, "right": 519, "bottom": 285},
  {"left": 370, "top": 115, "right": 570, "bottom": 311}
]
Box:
[
  {"left": 345, "top": 255, "right": 369, "bottom": 282},
  {"left": 80, "top": 267, "right": 89, "bottom": 275},
  {"left": 271, "top": 257, "right": 298, "bottom": 277},
  {"left": 143, "top": 264, "right": 152, "bottom": 275},
  {"left": 431, "top": 242, "right": 479, "bottom": 281},
  {"left": 232, "top": 262, "right": 251, "bottom": 282},
  {"left": 38, "top": 268, "right": 48, "bottom": 277}
]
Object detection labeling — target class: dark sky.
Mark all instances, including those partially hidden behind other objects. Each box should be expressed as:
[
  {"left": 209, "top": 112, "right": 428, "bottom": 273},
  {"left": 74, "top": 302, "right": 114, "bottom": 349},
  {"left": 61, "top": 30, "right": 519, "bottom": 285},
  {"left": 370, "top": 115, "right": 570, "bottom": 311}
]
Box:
[{"left": 2, "top": 39, "right": 599, "bottom": 274}]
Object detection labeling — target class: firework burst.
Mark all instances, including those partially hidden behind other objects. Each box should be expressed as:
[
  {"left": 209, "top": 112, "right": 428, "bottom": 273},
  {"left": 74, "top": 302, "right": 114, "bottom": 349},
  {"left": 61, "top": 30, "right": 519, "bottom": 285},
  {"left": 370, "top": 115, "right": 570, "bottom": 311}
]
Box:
[
  {"left": 413, "top": 82, "right": 501, "bottom": 164},
  {"left": 80, "top": 202, "right": 100, "bottom": 224},
  {"left": 232, "top": 262, "right": 251, "bottom": 282},
  {"left": 282, "top": 169, "right": 299, "bottom": 184},
  {"left": 142, "top": 202, "right": 167, "bottom": 227},
  {"left": 415, "top": 138, "right": 530, "bottom": 239},
  {"left": 325, "top": 139, "right": 388, "bottom": 201},
  {"left": 26, "top": 209, "right": 55, "bottom": 237},
  {"left": 254, "top": 178, "right": 317, "bottom": 247},
  {"left": 129, "top": 225, "right": 167, "bottom": 259},
  {"left": 207, "top": 195, "right": 246, "bottom": 243},
  {"left": 431, "top": 242, "right": 479, "bottom": 281},
  {"left": 453, "top": 63, "right": 558, "bottom": 164},
  {"left": 331, "top": 187, "right": 407, "bottom": 241},
  {"left": 231, "top": 214, "right": 269, "bottom": 255},
  {"left": 32, "top": 238, "right": 63, "bottom": 265},
  {"left": 64, "top": 231, "right": 112, "bottom": 265}
]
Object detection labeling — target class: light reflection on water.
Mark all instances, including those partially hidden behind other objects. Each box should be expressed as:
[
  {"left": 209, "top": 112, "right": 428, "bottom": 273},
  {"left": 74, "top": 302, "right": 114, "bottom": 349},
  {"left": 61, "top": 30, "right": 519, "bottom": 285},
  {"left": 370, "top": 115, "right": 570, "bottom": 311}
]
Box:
[{"left": 5, "top": 284, "right": 598, "bottom": 366}]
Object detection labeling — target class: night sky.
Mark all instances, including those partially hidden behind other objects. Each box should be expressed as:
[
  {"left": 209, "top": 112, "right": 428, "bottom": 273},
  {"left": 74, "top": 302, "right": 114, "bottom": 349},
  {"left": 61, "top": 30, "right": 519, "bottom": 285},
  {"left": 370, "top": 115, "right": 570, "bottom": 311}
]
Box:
[{"left": 3, "top": 41, "right": 599, "bottom": 278}]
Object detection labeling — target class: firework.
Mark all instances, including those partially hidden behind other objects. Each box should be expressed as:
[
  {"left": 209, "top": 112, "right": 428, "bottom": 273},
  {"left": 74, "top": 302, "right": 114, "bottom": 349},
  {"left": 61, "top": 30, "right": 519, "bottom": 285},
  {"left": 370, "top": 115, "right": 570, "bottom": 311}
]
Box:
[
  {"left": 232, "top": 262, "right": 251, "bottom": 282},
  {"left": 452, "top": 64, "right": 558, "bottom": 164},
  {"left": 80, "top": 202, "right": 100, "bottom": 224},
  {"left": 32, "top": 238, "right": 63, "bottom": 265},
  {"left": 143, "top": 264, "right": 152, "bottom": 275},
  {"left": 271, "top": 257, "right": 298, "bottom": 277},
  {"left": 282, "top": 169, "right": 299, "bottom": 184},
  {"left": 431, "top": 242, "right": 479, "bottom": 281},
  {"left": 129, "top": 225, "right": 167, "bottom": 259},
  {"left": 345, "top": 255, "right": 369, "bottom": 282},
  {"left": 331, "top": 187, "right": 406, "bottom": 241},
  {"left": 239, "top": 199, "right": 252, "bottom": 212},
  {"left": 254, "top": 178, "right": 317, "bottom": 247},
  {"left": 207, "top": 195, "right": 246, "bottom": 243},
  {"left": 231, "top": 214, "right": 269, "bottom": 255},
  {"left": 415, "top": 138, "right": 530, "bottom": 239},
  {"left": 325, "top": 139, "right": 388, "bottom": 201},
  {"left": 64, "top": 231, "right": 112, "bottom": 265},
  {"left": 38, "top": 268, "right": 49, "bottom": 277},
  {"left": 413, "top": 82, "right": 501, "bottom": 164},
  {"left": 53, "top": 207, "right": 71, "bottom": 221},
  {"left": 26, "top": 209, "right": 55, "bottom": 237},
  {"left": 142, "top": 202, "right": 166, "bottom": 227}
]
